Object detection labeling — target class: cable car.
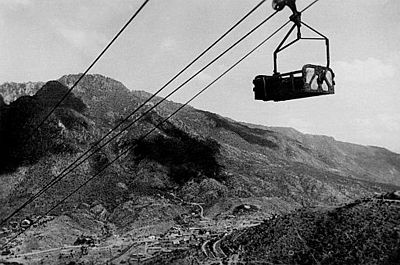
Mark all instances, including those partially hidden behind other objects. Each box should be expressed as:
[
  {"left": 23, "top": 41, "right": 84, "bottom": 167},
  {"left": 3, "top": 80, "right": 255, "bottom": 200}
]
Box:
[{"left": 253, "top": 0, "right": 335, "bottom": 102}]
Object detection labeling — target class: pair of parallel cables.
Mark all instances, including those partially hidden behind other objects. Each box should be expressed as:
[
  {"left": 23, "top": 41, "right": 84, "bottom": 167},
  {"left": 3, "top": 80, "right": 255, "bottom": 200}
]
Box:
[{"left": 1, "top": 0, "right": 320, "bottom": 249}]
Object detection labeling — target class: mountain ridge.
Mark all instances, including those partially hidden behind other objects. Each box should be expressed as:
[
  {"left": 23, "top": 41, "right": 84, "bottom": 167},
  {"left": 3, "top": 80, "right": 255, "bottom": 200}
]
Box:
[
  {"left": 0, "top": 74, "right": 399, "bottom": 263},
  {"left": 0, "top": 74, "right": 399, "bottom": 214},
  {"left": 1, "top": 74, "right": 399, "bottom": 187}
]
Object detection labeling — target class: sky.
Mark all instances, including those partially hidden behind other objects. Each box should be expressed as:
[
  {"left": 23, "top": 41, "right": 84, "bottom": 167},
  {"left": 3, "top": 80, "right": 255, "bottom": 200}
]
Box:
[{"left": 1, "top": 0, "right": 400, "bottom": 153}]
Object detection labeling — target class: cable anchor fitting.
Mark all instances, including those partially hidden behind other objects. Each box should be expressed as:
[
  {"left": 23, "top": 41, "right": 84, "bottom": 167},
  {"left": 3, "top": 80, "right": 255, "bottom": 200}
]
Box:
[{"left": 272, "top": 0, "right": 301, "bottom": 37}]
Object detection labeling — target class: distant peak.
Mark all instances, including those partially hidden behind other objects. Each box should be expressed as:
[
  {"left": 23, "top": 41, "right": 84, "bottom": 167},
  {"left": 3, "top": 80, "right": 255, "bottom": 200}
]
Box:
[
  {"left": 36, "top": 80, "right": 69, "bottom": 98},
  {"left": 58, "top": 73, "right": 122, "bottom": 84},
  {"left": 0, "top": 81, "right": 45, "bottom": 104},
  {"left": 59, "top": 73, "right": 108, "bottom": 80},
  {"left": 35, "top": 80, "right": 87, "bottom": 113},
  {"left": 58, "top": 73, "right": 130, "bottom": 94}
]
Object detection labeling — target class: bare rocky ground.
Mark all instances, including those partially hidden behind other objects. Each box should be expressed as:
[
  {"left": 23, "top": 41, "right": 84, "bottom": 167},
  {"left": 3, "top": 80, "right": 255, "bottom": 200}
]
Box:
[{"left": 219, "top": 195, "right": 400, "bottom": 265}]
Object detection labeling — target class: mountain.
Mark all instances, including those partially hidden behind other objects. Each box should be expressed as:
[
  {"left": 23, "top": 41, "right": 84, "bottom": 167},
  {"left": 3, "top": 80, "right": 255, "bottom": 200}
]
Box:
[
  {"left": 0, "top": 74, "right": 399, "bottom": 264},
  {"left": 0, "top": 80, "right": 88, "bottom": 172},
  {"left": 242, "top": 123, "right": 400, "bottom": 186},
  {"left": 0, "top": 81, "right": 44, "bottom": 104}
]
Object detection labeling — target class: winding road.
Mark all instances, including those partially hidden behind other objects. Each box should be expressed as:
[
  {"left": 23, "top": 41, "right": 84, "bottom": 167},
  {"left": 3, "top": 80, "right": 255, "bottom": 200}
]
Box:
[{"left": 212, "top": 234, "right": 227, "bottom": 258}]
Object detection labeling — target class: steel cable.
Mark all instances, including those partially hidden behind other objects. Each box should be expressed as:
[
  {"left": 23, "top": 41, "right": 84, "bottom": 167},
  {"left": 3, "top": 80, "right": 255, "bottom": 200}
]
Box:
[
  {"left": 26, "top": 0, "right": 151, "bottom": 139},
  {"left": 1, "top": 15, "right": 286, "bottom": 250},
  {"left": 2, "top": 0, "right": 321, "bottom": 249},
  {"left": 0, "top": 1, "right": 270, "bottom": 226}
]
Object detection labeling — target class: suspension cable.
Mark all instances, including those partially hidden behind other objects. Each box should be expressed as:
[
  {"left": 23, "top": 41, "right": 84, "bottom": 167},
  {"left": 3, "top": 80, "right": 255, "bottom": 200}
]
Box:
[
  {"left": 2, "top": 18, "right": 288, "bottom": 249},
  {"left": 301, "top": 0, "right": 320, "bottom": 13},
  {"left": 25, "top": 0, "right": 150, "bottom": 140},
  {"left": 2, "top": 0, "right": 322, "bottom": 249},
  {"left": 0, "top": 1, "right": 271, "bottom": 226}
]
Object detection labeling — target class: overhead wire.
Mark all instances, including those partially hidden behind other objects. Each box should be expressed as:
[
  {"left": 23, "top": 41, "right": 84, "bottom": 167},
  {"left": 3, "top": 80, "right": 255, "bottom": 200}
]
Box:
[
  {"left": 301, "top": 0, "right": 320, "bottom": 12},
  {"left": 2, "top": 15, "right": 286, "bottom": 250},
  {"left": 106, "top": 2, "right": 323, "bottom": 259},
  {"left": 25, "top": 0, "right": 150, "bottom": 139},
  {"left": 2, "top": 0, "right": 321, "bottom": 249},
  {"left": 106, "top": 2, "right": 322, "bottom": 259},
  {"left": 0, "top": 0, "right": 270, "bottom": 226}
]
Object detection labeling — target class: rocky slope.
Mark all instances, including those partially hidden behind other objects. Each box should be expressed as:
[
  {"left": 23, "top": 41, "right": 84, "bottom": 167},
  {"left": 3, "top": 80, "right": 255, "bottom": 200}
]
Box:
[
  {"left": 158, "top": 195, "right": 400, "bottom": 265},
  {"left": 0, "top": 74, "right": 399, "bottom": 212},
  {"left": 0, "top": 82, "right": 44, "bottom": 104},
  {"left": 0, "top": 74, "right": 399, "bottom": 263},
  {"left": 219, "top": 196, "right": 400, "bottom": 265}
]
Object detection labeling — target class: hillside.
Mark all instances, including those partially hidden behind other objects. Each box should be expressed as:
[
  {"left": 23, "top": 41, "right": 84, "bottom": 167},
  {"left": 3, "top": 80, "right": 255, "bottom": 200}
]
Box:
[
  {"left": 1, "top": 74, "right": 399, "bottom": 214},
  {"left": 244, "top": 123, "right": 400, "bottom": 186},
  {"left": 219, "top": 197, "right": 400, "bottom": 265},
  {"left": 154, "top": 196, "right": 400, "bottom": 265},
  {"left": 0, "top": 74, "right": 399, "bottom": 264}
]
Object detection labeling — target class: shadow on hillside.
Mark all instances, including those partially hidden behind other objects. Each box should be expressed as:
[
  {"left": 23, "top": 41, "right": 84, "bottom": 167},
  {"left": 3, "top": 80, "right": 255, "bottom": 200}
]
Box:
[
  {"left": 129, "top": 120, "right": 223, "bottom": 185},
  {"left": 0, "top": 81, "right": 87, "bottom": 174}
]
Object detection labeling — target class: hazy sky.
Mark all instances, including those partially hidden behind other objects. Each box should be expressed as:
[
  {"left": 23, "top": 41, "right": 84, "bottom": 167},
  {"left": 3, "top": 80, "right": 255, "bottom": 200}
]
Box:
[{"left": 1, "top": 0, "right": 399, "bottom": 153}]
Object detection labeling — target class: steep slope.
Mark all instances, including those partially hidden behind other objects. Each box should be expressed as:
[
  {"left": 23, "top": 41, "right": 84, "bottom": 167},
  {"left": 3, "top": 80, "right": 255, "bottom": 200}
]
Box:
[
  {"left": 245, "top": 124, "right": 400, "bottom": 185},
  {"left": 1, "top": 74, "right": 400, "bottom": 264},
  {"left": 0, "top": 80, "right": 89, "bottom": 172},
  {"left": 158, "top": 196, "right": 400, "bottom": 265},
  {"left": 1, "top": 75, "right": 399, "bottom": 186},
  {"left": 220, "top": 197, "right": 400, "bottom": 265},
  {"left": 0, "top": 74, "right": 399, "bottom": 246},
  {"left": 0, "top": 75, "right": 399, "bottom": 208}
]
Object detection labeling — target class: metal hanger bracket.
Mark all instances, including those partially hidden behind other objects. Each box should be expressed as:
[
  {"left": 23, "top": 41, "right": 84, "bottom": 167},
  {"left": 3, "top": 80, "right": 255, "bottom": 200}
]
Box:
[{"left": 272, "top": 0, "right": 330, "bottom": 75}]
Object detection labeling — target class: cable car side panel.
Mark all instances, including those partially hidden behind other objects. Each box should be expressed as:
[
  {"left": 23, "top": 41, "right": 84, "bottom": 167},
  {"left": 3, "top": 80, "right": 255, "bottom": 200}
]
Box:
[{"left": 253, "top": 65, "right": 334, "bottom": 102}]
